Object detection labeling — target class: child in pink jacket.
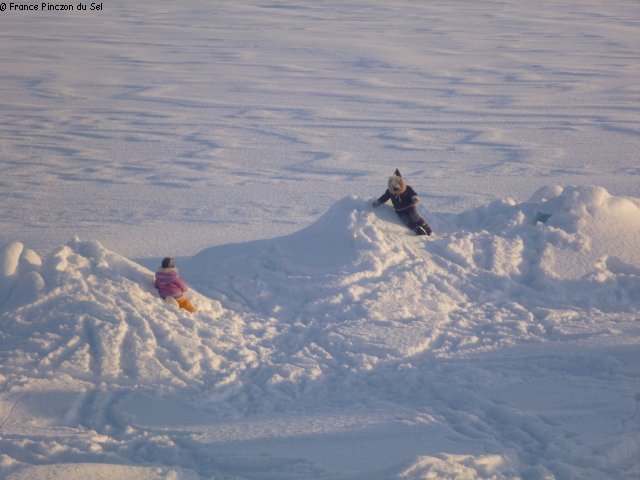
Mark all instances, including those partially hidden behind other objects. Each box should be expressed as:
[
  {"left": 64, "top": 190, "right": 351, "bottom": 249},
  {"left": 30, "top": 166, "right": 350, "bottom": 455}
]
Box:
[{"left": 154, "top": 257, "right": 196, "bottom": 313}]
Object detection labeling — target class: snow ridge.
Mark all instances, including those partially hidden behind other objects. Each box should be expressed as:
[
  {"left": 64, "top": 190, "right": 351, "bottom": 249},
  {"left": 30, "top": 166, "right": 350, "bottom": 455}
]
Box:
[{"left": 1, "top": 185, "right": 639, "bottom": 479}]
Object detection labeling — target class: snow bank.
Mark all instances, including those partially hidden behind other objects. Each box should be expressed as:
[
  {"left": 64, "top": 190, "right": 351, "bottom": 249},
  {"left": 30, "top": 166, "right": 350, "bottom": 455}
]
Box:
[
  {"left": 448, "top": 185, "right": 640, "bottom": 282},
  {"left": 1, "top": 185, "right": 637, "bottom": 394},
  {"left": 399, "top": 453, "right": 518, "bottom": 480},
  {"left": 187, "top": 186, "right": 639, "bottom": 370},
  {"left": 0, "top": 238, "right": 257, "bottom": 392},
  {"left": 1, "top": 185, "right": 638, "bottom": 479}
]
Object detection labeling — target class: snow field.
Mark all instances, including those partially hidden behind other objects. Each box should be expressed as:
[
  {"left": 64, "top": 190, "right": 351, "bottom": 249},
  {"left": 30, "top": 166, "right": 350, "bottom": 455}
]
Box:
[
  {"left": 1, "top": 0, "right": 639, "bottom": 477},
  {"left": 1, "top": 1, "right": 639, "bottom": 257}
]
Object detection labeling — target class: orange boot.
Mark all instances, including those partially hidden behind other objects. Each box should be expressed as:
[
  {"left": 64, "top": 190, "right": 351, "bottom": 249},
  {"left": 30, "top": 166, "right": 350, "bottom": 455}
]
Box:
[{"left": 177, "top": 296, "right": 197, "bottom": 313}]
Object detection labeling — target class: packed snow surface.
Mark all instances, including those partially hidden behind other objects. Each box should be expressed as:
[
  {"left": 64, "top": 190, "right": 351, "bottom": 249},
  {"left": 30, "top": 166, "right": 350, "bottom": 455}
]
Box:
[{"left": 1, "top": 1, "right": 639, "bottom": 479}]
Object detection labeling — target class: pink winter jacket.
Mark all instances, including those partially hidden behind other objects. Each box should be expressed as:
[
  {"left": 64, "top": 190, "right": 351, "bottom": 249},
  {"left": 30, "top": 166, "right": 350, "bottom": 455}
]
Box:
[{"left": 154, "top": 267, "right": 188, "bottom": 299}]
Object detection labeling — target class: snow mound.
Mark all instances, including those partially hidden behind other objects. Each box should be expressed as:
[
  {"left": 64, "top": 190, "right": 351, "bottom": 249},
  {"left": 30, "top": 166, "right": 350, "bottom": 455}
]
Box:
[
  {"left": 0, "top": 238, "right": 257, "bottom": 392},
  {"left": 2, "top": 186, "right": 637, "bottom": 399},
  {"left": 187, "top": 186, "right": 639, "bottom": 361},
  {"left": 400, "top": 453, "right": 518, "bottom": 480},
  {"left": 450, "top": 185, "right": 640, "bottom": 282}
]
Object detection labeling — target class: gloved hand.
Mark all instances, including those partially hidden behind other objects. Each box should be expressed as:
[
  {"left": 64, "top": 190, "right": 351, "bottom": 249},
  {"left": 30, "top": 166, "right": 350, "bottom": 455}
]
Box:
[
  {"left": 371, "top": 199, "right": 380, "bottom": 208},
  {"left": 425, "top": 225, "right": 432, "bottom": 236}
]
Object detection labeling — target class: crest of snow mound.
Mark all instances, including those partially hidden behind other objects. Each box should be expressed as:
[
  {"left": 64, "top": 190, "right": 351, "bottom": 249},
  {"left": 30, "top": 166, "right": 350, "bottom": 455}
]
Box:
[
  {"left": 528, "top": 185, "right": 640, "bottom": 277},
  {"left": 444, "top": 185, "right": 640, "bottom": 282},
  {"left": 187, "top": 187, "right": 639, "bottom": 316},
  {"left": 186, "top": 196, "right": 462, "bottom": 371},
  {"left": 0, "top": 239, "right": 257, "bottom": 389},
  {"left": 190, "top": 196, "right": 392, "bottom": 277},
  {"left": 186, "top": 195, "right": 441, "bottom": 307},
  {"left": 400, "top": 453, "right": 518, "bottom": 480}
]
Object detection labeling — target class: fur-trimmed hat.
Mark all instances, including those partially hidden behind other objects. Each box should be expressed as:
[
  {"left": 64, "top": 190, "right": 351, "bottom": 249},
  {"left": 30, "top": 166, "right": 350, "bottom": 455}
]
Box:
[
  {"left": 388, "top": 169, "right": 407, "bottom": 194},
  {"left": 161, "top": 257, "right": 175, "bottom": 269}
]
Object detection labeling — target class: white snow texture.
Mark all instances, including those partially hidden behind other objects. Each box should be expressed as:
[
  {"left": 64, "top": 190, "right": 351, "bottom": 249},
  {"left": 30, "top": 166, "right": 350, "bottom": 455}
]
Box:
[{"left": 1, "top": 1, "right": 639, "bottom": 479}]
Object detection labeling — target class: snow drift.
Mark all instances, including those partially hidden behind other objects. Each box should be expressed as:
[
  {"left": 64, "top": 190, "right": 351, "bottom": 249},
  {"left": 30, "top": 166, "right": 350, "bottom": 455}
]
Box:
[{"left": 1, "top": 185, "right": 639, "bottom": 479}]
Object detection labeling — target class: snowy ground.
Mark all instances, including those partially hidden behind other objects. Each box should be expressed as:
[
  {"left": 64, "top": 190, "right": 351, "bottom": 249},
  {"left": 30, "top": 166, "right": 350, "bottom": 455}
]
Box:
[{"left": 1, "top": 1, "right": 639, "bottom": 479}]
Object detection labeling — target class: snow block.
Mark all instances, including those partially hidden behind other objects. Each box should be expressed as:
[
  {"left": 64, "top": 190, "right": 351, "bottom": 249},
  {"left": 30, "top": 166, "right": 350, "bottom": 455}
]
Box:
[
  {"left": 0, "top": 241, "right": 44, "bottom": 309},
  {"left": 0, "top": 241, "right": 23, "bottom": 278}
]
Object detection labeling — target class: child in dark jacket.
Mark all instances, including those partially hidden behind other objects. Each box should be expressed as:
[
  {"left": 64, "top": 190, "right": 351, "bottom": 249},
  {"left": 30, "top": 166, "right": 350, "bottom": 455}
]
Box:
[
  {"left": 372, "top": 169, "right": 432, "bottom": 236},
  {"left": 154, "top": 257, "right": 197, "bottom": 313}
]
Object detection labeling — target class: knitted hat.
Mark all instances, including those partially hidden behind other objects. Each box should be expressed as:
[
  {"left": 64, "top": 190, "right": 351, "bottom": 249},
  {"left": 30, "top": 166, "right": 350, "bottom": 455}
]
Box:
[{"left": 161, "top": 257, "right": 175, "bottom": 268}]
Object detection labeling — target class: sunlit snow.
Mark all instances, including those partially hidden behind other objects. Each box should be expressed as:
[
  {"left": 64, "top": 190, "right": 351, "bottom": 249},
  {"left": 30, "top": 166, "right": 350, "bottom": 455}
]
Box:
[{"left": 1, "top": 1, "right": 639, "bottom": 479}]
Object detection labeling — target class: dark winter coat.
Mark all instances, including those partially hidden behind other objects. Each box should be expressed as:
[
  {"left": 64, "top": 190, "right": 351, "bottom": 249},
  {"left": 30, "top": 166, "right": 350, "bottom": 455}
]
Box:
[{"left": 376, "top": 185, "right": 420, "bottom": 212}]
